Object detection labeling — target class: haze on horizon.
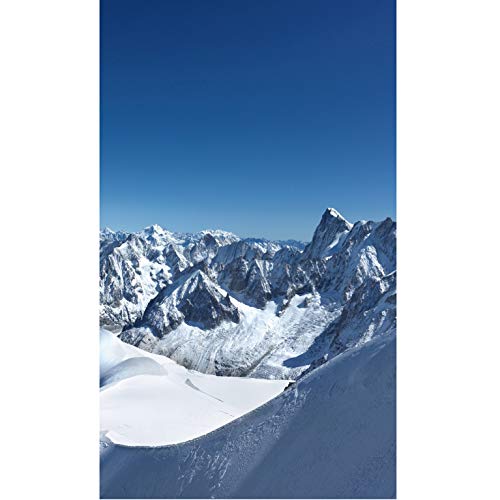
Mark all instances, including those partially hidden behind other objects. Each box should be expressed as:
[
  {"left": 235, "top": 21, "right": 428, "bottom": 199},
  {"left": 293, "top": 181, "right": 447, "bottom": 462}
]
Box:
[{"left": 101, "top": 0, "right": 395, "bottom": 241}]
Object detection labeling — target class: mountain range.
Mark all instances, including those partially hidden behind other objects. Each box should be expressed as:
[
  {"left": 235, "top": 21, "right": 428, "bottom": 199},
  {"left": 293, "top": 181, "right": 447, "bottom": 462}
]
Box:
[{"left": 100, "top": 208, "right": 396, "bottom": 380}]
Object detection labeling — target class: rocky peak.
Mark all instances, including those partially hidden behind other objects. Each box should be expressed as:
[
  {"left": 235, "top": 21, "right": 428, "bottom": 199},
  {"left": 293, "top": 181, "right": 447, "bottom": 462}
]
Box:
[
  {"left": 302, "top": 208, "right": 353, "bottom": 259},
  {"left": 138, "top": 270, "right": 240, "bottom": 338}
]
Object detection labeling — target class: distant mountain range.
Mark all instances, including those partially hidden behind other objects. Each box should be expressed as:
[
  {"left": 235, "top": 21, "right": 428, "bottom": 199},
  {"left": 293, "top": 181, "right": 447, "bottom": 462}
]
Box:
[{"left": 100, "top": 207, "right": 396, "bottom": 380}]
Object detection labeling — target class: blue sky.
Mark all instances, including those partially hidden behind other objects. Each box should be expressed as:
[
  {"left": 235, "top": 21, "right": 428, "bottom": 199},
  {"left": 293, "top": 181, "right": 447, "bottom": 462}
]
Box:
[{"left": 101, "top": 0, "right": 395, "bottom": 241}]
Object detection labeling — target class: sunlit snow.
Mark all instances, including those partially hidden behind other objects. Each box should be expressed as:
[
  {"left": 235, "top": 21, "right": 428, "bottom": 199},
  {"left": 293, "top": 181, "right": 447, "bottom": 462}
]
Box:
[{"left": 100, "top": 329, "right": 290, "bottom": 446}]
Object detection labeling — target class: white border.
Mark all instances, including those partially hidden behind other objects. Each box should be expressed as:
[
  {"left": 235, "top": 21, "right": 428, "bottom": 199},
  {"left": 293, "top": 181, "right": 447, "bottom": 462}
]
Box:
[
  {"left": 1, "top": 1, "right": 99, "bottom": 499},
  {"left": 398, "top": 1, "right": 500, "bottom": 498}
]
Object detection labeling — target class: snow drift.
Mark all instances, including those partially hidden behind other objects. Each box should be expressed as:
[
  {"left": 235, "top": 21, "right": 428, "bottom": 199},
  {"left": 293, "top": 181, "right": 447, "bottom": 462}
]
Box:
[
  {"left": 100, "top": 332, "right": 396, "bottom": 498},
  {"left": 100, "top": 329, "right": 290, "bottom": 446}
]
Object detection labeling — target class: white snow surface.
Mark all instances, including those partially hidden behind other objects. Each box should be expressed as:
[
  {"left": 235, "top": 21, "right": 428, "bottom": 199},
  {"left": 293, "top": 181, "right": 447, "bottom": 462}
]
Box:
[
  {"left": 100, "top": 332, "right": 396, "bottom": 499},
  {"left": 100, "top": 329, "right": 290, "bottom": 446}
]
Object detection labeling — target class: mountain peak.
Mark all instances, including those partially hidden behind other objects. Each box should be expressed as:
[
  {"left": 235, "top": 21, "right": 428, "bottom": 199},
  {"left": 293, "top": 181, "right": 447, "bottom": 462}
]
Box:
[
  {"left": 301, "top": 208, "right": 353, "bottom": 259},
  {"left": 324, "top": 207, "right": 351, "bottom": 226},
  {"left": 143, "top": 224, "right": 165, "bottom": 234},
  {"left": 317, "top": 207, "right": 352, "bottom": 233},
  {"left": 198, "top": 229, "right": 238, "bottom": 238}
]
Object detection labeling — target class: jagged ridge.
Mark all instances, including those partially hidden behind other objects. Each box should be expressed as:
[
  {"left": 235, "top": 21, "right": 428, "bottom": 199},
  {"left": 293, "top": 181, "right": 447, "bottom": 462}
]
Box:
[{"left": 100, "top": 208, "right": 396, "bottom": 379}]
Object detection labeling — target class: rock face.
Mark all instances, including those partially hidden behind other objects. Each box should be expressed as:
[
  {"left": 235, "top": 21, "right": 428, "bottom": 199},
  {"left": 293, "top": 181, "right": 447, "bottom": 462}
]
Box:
[
  {"left": 99, "top": 228, "right": 239, "bottom": 332},
  {"left": 139, "top": 270, "right": 240, "bottom": 337},
  {"left": 100, "top": 207, "right": 396, "bottom": 378},
  {"left": 99, "top": 233, "right": 173, "bottom": 331},
  {"left": 301, "top": 207, "right": 353, "bottom": 259}
]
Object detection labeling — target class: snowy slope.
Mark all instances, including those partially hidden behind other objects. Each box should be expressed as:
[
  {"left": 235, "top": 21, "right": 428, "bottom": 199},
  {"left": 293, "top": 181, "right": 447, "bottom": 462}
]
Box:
[
  {"left": 100, "top": 329, "right": 290, "bottom": 446},
  {"left": 148, "top": 292, "right": 340, "bottom": 379},
  {"left": 100, "top": 332, "right": 396, "bottom": 499}
]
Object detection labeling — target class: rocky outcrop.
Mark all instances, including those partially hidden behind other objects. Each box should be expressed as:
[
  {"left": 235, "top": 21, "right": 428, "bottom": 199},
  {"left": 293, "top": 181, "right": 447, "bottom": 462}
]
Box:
[{"left": 136, "top": 270, "right": 240, "bottom": 338}]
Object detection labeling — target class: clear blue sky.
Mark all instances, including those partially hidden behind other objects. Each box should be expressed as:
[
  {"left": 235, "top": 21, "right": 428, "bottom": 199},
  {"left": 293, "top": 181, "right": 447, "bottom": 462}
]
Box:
[{"left": 101, "top": 0, "right": 395, "bottom": 241}]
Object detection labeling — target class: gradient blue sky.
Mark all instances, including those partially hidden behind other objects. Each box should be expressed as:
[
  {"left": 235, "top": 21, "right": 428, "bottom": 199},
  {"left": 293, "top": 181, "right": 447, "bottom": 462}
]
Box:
[{"left": 101, "top": 0, "right": 395, "bottom": 241}]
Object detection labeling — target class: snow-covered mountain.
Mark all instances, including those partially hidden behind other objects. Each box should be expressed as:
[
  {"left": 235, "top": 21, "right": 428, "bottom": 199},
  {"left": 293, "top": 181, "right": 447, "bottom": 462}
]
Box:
[
  {"left": 100, "top": 208, "right": 396, "bottom": 497},
  {"left": 100, "top": 208, "right": 396, "bottom": 379},
  {"left": 99, "top": 226, "right": 295, "bottom": 332},
  {"left": 100, "top": 331, "right": 396, "bottom": 499}
]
